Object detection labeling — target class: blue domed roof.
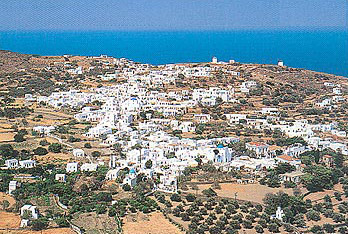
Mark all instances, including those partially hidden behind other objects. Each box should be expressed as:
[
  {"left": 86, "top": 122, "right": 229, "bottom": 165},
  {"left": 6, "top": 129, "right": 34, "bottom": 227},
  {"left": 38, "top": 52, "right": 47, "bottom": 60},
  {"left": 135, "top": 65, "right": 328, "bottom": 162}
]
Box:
[
  {"left": 129, "top": 168, "right": 136, "bottom": 174},
  {"left": 217, "top": 144, "right": 224, "bottom": 148}
]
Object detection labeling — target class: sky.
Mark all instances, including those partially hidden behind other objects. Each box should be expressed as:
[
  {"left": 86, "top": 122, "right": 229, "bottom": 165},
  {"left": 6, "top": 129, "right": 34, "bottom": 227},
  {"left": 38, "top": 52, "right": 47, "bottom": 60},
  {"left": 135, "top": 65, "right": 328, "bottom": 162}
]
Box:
[{"left": 0, "top": 0, "right": 347, "bottom": 31}]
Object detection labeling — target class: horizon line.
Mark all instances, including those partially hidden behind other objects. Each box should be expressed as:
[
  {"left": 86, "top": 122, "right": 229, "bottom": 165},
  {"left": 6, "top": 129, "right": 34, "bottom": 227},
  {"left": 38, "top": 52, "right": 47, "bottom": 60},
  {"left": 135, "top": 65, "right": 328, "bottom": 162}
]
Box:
[{"left": 0, "top": 26, "right": 347, "bottom": 33}]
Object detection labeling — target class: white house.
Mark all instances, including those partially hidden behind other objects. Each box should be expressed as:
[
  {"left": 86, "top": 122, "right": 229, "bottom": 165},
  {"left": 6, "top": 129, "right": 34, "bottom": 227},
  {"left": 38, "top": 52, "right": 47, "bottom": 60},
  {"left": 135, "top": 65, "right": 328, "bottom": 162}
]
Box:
[
  {"left": 66, "top": 162, "right": 79, "bottom": 173},
  {"left": 275, "top": 207, "right": 284, "bottom": 222},
  {"left": 246, "top": 142, "right": 270, "bottom": 158},
  {"left": 193, "top": 114, "right": 211, "bottom": 123},
  {"left": 5, "top": 159, "right": 18, "bottom": 169},
  {"left": 8, "top": 181, "right": 18, "bottom": 195},
  {"left": 123, "top": 169, "right": 137, "bottom": 187},
  {"left": 106, "top": 168, "right": 121, "bottom": 180},
  {"left": 276, "top": 155, "right": 301, "bottom": 168},
  {"left": 20, "top": 205, "right": 39, "bottom": 219},
  {"left": 55, "top": 174, "right": 67, "bottom": 182},
  {"left": 19, "top": 160, "right": 36, "bottom": 169},
  {"left": 33, "top": 126, "right": 55, "bottom": 135},
  {"left": 280, "top": 171, "right": 305, "bottom": 184},
  {"left": 73, "top": 149, "right": 85, "bottom": 157},
  {"left": 81, "top": 163, "right": 98, "bottom": 172}
]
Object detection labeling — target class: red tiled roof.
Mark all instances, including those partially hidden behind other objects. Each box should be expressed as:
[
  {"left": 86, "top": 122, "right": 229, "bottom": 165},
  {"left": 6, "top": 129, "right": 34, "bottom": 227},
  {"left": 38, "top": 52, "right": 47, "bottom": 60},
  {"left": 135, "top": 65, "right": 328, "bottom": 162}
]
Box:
[
  {"left": 247, "top": 142, "right": 268, "bottom": 147},
  {"left": 277, "top": 155, "right": 296, "bottom": 162},
  {"left": 323, "top": 155, "right": 333, "bottom": 158}
]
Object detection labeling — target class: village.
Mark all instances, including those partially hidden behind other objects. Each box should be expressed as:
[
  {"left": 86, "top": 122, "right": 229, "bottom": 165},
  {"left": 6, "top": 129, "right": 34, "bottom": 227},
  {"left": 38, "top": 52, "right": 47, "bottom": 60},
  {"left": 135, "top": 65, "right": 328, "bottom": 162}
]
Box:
[{"left": 0, "top": 51, "right": 347, "bottom": 234}]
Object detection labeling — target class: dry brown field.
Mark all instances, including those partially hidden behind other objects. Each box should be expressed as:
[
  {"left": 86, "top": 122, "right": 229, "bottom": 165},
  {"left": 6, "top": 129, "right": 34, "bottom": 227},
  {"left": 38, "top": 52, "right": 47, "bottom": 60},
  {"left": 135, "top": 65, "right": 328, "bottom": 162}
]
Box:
[
  {"left": 123, "top": 212, "right": 183, "bottom": 234},
  {"left": 0, "top": 132, "right": 15, "bottom": 142},
  {"left": 0, "top": 228, "right": 75, "bottom": 234},
  {"left": 191, "top": 183, "right": 299, "bottom": 204},
  {"left": 0, "top": 211, "right": 21, "bottom": 229},
  {"left": 0, "top": 192, "right": 16, "bottom": 208}
]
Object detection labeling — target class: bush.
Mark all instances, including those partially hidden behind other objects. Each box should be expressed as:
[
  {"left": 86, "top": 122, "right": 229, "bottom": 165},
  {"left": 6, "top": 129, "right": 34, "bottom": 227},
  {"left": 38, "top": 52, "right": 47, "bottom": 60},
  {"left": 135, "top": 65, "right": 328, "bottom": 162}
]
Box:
[
  {"left": 145, "top": 159, "right": 153, "bottom": 169},
  {"left": 96, "top": 204, "right": 107, "bottom": 214},
  {"left": 33, "top": 147, "right": 48, "bottom": 156},
  {"left": 68, "top": 136, "right": 81, "bottom": 143},
  {"left": 95, "top": 192, "right": 112, "bottom": 202},
  {"left": 284, "top": 181, "right": 296, "bottom": 188},
  {"left": 170, "top": 193, "right": 181, "bottom": 202},
  {"left": 186, "top": 193, "right": 196, "bottom": 202},
  {"left": 255, "top": 224, "right": 264, "bottom": 233},
  {"left": 84, "top": 143, "right": 92, "bottom": 148},
  {"left": 92, "top": 151, "right": 101, "bottom": 158},
  {"left": 202, "top": 188, "right": 217, "bottom": 197},
  {"left": 334, "top": 192, "right": 342, "bottom": 201},
  {"left": 122, "top": 184, "right": 131, "bottom": 191},
  {"left": 267, "top": 223, "right": 279, "bottom": 233},
  {"left": 323, "top": 223, "right": 334, "bottom": 233},
  {"left": 48, "top": 143, "right": 62, "bottom": 153},
  {"left": 31, "top": 218, "right": 48, "bottom": 231},
  {"left": 55, "top": 218, "right": 69, "bottom": 227},
  {"left": 39, "top": 139, "right": 49, "bottom": 146},
  {"left": 14, "top": 134, "right": 25, "bottom": 142},
  {"left": 332, "top": 212, "right": 345, "bottom": 223},
  {"left": 306, "top": 209, "right": 321, "bottom": 221}
]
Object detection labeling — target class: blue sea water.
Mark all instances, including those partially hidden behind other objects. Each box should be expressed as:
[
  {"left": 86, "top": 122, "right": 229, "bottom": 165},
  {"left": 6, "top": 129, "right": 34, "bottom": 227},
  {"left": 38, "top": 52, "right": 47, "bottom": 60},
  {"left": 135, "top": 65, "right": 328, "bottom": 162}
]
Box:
[{"left": 0, "top": 30, "right": 347, "bottom": 77}]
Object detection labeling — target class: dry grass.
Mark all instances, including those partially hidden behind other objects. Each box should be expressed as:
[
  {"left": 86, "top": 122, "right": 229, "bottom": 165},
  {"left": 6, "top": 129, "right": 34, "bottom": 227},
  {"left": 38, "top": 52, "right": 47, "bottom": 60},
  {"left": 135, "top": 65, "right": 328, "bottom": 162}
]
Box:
[
  {"left": 0, "top": 211, "right": 21, "bottom": 229},
  {"left": 0, "top": 192, "right": 16, "bottom": 208},
  {"left": 72, "top": 212, "right": 119, "bottom": 233},
  {"left": 191, "top": 183, "right": 297, "bottom": 204},
  {"left": 0, "top": 228, "right": 75, "bottom": 234},
  {"left": 123, "top": 212, "right": 183, "bottom": 234},
  {"left": 0, "top": 132, "right": 15, "bottom": 142},
  {"left": 34, "top": 152, "right": 72, "bottom": 164}
]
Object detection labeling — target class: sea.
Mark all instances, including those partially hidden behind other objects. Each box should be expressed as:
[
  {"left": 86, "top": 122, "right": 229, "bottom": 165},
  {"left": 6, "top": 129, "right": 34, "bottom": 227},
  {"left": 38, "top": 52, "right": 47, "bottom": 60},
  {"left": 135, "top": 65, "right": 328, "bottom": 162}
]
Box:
[{"left": 0, "top": 30, "right": 347, "bottom": 77}]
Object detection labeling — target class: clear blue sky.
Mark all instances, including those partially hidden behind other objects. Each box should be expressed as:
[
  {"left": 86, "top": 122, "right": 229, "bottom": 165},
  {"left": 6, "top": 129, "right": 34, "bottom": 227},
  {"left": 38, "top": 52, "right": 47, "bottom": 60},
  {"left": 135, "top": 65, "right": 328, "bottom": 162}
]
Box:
[{"left": 0, "top": 0, "right": 347, "bottom": 30}]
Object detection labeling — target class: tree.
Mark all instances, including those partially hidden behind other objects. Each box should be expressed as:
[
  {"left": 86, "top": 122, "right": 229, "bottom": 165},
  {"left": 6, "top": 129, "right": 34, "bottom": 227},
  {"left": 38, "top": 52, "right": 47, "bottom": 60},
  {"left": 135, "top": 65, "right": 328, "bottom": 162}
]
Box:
[
  {"left": 338, "top": 226, "right": 347, "bottom": 234},
  {"left": 18, "top": 129, "right": 28, "bottom": 135},
  {"left": 0, "top": 144, "right": 17, "bottom": 159},
  {"left": 255, "top": 224, "right": 264, "bottom": 233},
  {"left": 302, "top": 166, "right": 337, "bottom": 192},
  {"left": 306, "top": 209, "right": 321, "bottom": 221},
  {"left": 243, "top": 220, "right": 253, "bottom": 229},
  {"left": 96, "top": 204, "right": 107, "bottom": 214},
  {"left": 181, "top": 212, "right": 190, "bottom": 221},
  {"left": 230, "top": 220, "right": 241, "bottom": 229},
  {"left": 293, "top": 214, "right": 306, "bottom": 227},
  {"left": 94, "top": 192, "right": 112, "bottom": 202},
  {"left": 258, "top": 219, "right": 267, "bottom": 228},
  {"left": 31, "top": 218, "right": 48, "bottom": 231},
  {"left": 39, "top": 139, "right": 49, "bottom": 146},
  {"left": 122, "top": 184, "right": 131, "bottom": 191},
  {"left": 145, "top": 159, "right": 153, "bottom": 169},
  {"left": 267, "top": 223, "right": 279, "bottom": 233},
  {"left": 14, "top": 134, "right": 25, "bottom": 142},
  {"left": 1, "top": 200, "right": 10, "bottom": 210},
  {"left": 55, "top": 218, "right": 69, "bottom": 227},
  {"left": 170, "top": 193, "right": 181, "bottom": 202},
  {"left": 334, "top": 192, "right": 342, "bottom": 201},
  {"left": 275, "top": 163, "right": 296, "bottom": 174},
  {"left": 323, "top": 223, "right": 334, "bottom": 233},
  {"left": 186, "top": 193, "right": 196, "bottom": 202},
  {"left": 202, "top": 188, "right": 217, "bottom": 197},
  {"left": 84, "top": 143, "right": 92, "bottom": 148},
  {"left": 310, "top": 225, "right": 322, "bottom": 233},
  {"left": 332, "top": 212, "right": 345, "bottom": 223},
  {"left": 91, "top": 151, "right": 101, "bottom": 158},
  {"left": 48, "top": 143, "right": 62, "bottom": 153},
  {"left": 172, "top": 207, "right": 181, "bottom": 217},
  {"left": 33, "top": 147, "right": 48, "bottom": 156}
]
